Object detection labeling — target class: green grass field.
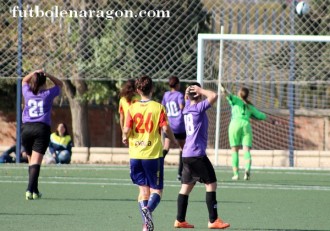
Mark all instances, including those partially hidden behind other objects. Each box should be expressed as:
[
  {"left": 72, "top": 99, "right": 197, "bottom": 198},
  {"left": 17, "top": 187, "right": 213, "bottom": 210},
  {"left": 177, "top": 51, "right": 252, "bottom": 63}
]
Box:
[{"left": 1, "top": 164, "right": 330, "bottom": 231}]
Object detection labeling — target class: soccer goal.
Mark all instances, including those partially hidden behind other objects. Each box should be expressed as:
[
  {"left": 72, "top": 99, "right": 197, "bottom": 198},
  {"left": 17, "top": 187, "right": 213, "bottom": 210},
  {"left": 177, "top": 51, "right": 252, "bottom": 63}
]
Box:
[{"left": 197, "top": 33, "right": 330, "bottom": 166}]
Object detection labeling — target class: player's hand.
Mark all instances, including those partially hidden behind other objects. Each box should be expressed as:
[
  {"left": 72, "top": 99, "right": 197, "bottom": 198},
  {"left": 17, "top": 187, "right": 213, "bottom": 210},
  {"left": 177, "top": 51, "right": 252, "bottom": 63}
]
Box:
[
  {"left": 220, "top": 84, "right": 226, "bottom": 93},
  {"left": 185, "top": 86, "right": 191, "bottom": 95},
  {"left": 34, "top": 69, "right": 44, "bottom": 74},
  {"left": 122, "top": 135, "right": 128, "bottom": 145},
  {"left": 189, "top": 85, "right": 201, "bottom": 98}
]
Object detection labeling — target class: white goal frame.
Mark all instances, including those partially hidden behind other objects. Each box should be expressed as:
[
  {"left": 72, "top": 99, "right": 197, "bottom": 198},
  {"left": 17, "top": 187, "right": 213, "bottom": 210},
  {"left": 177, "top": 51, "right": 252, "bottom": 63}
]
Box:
[{"left": 197, "top": 33, "right": 330, "bottom": 166}]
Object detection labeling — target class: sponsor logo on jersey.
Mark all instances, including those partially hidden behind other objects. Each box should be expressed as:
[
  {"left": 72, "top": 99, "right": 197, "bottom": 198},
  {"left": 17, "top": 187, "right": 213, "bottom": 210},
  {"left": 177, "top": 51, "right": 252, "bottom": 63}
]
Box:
[{"left": 134, "top": 140, "right": 152, "bottom": 147}]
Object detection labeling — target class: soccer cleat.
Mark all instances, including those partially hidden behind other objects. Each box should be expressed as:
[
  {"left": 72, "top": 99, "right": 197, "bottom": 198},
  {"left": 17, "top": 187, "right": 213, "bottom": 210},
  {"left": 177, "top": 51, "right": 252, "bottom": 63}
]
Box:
[
  {"left": 33, "top": 192, "right": 42, "bottom": 200},
  {"left": 174, "top": 220, "right": 195, "bottom": 228},
  {"left": 142, "top": 207, "right": 154, "bottom": 231},
  {"left": 244, "top": 171, "right": 250, "bottom": 181},
  {"left": 208, "top": 218, "right": 230, "bottom": 229},
  {"left": 25, "top": 191, "right": 33, "bottom": 200},
  {"left": 231, "top": 175, "right": 239, "bottom": 181}
]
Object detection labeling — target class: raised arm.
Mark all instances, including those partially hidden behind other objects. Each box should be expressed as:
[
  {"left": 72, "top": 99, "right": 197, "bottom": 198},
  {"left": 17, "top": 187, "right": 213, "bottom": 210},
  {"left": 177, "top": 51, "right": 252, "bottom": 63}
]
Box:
[
  {"left": 184, "top": 87, "right": 190, "bottom": 101},
  {"left": 189, "top": 85, "right": 218, "bottom": 105},
  {"left": 220, "top": 84, "right": 231, "bottom": 97},
  {"left": 250, "top": 105, "right": 267, "bottom": 121},
  {"left": 44, "top": 72, "right": 63, "bottom": 88},
  {"left": 22, "top": 70, "right": 41, "bottom": 85}
]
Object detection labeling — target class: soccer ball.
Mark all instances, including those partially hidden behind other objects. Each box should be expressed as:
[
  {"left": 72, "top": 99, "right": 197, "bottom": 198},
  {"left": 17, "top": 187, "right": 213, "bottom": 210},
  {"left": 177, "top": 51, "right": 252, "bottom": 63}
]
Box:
[{"left": 296, "top": 1, "right": 309, "bottom": 16}]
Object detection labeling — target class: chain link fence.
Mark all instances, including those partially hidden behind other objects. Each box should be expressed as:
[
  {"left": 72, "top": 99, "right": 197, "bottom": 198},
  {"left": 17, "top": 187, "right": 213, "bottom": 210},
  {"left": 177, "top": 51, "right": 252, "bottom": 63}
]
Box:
[
  {"left": 0, "top": 0, "right": 329, "bottom": 150},
  {"left": 1, "top": 0, "right": 329, "bottom": 81}
]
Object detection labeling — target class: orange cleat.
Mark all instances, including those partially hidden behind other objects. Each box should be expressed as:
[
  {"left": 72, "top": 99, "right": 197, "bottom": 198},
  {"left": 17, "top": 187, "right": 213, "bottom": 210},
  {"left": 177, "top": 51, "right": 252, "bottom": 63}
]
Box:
[
  {"left": 208, "top": 218, "right": 230, "bottom": 229},
  {"left": 174, "top": 220, "right": 195, "bottom": 228}
]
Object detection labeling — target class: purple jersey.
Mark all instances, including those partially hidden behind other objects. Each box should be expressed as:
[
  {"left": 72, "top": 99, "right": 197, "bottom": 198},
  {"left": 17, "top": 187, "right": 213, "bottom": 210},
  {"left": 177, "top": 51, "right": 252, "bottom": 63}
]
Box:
[
  {"left": 182, "top": 99, "right": 211, "bottom": 157},
  {"left": 161, "top": 90, "right": 185, "bottom": 134},
  {"left": 22, "top": 84, "right": 60, "bottom": 126}
]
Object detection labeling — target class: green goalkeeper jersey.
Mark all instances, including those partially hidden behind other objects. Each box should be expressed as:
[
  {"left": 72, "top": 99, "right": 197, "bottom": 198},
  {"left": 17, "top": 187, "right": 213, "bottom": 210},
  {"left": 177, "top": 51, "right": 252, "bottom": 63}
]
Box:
[
  {"left": 226, "top": 94, "right": 266, "bottom": 147},
  {"left": 226, "top": 94, "right": 266, "bottom": 121}
]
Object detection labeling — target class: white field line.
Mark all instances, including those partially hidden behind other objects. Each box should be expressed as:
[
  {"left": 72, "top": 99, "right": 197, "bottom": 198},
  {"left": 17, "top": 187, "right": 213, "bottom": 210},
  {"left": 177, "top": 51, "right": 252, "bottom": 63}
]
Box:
[
  {"left": 1, "top": 178, "right": 330, "bottom": 191},
  {"left": 1, "top": 165, "right": 330, "bottom": 172},
  {"left": 1, "top": 166, "right": 330, "bottom": 177}
]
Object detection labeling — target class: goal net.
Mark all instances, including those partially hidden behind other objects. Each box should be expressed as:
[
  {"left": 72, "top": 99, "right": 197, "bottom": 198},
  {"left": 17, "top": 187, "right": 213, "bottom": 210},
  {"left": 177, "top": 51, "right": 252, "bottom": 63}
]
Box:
[{"left": 198, "top": 34, "right": 330, "bottom": 165}]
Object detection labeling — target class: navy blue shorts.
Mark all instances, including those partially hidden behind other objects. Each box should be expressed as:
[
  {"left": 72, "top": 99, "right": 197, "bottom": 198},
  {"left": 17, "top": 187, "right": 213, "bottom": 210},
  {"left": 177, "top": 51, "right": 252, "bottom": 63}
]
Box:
[
  {"left": 130, "top": 158, "right": 164, "bottom": 190},
  {"left": 21, "top": 122, "right": 51, "bottom": 155}
]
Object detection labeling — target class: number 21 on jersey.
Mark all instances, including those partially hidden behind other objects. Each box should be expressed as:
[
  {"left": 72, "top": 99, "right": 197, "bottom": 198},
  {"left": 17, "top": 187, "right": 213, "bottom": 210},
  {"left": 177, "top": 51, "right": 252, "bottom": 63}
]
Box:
[{"left": 28, "top": 99, "right": 44, "bottom": 117}]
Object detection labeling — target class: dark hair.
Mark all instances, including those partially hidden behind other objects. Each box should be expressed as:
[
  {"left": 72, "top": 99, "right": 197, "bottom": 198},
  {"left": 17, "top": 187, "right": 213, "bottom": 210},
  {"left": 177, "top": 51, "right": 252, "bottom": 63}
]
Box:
[
  {"left": 136, "top": 76, "right": 153, "bottom": 96},
  {"left": 169, "top": 76, "right": 179, "bottom": 88},
  {"left": 55, "top": 123, "right": 69, "bottom": 136},
  {"left": 119, "top": 79, "right": 136, "bottom": 102},
  {"left": 239, "top": 87, "right": 252, "bottom": 105},
  {"left": 30, "top": 72, "right": 46, "bottom": 95},
  {"left": 187, "top": 82, "right": 201, "bottom": 100}
]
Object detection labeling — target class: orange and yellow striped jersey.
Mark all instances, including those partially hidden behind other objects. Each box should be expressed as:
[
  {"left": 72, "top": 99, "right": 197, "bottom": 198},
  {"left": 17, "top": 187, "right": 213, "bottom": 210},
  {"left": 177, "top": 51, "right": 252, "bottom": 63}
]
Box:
[
  {"left": 118, "top": 95, "right": 141, "bottom": 116},
  {"left": 126, "top": 100, "right": 168, "bottom": 159}
]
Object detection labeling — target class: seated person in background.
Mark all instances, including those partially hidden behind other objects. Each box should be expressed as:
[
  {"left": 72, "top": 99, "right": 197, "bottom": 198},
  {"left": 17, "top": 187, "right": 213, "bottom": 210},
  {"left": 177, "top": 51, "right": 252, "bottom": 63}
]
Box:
[
  {"left": 0, "top": 144, "right": 28, "bottom": 163},
  {"left": 49, "top": 123, "right": 73, "bottom": 164}
]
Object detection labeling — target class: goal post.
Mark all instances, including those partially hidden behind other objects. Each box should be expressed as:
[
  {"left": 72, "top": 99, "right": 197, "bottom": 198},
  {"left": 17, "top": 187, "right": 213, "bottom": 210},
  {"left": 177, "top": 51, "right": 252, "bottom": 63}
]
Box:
[{"left": 197, "top": 33, "right": 330, "bottom": 167}]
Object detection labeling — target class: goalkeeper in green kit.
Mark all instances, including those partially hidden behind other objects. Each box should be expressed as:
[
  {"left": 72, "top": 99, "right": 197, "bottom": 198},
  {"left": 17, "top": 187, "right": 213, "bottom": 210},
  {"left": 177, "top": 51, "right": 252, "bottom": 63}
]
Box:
[{"left": 221, "top": 85, "right": 275, "bottom": 181}]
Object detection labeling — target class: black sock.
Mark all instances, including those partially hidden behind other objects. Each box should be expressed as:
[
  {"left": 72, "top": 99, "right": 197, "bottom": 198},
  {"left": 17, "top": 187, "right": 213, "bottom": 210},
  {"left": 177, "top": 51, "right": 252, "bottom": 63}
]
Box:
[
  {"left": 34, "top": 165, "right": 41, "bottom": 194},
  {"left": 162, "top": 149, "right": 169, "bottom": 158},
  {"left": 178, "top": 151, "right": 183, "bottom": 176},
  {"left": 27, "top": 164, "right": 40, "bottom": 193},
  {"left": 27, "top": 166, "right": 32, "bottom": 192},
  {"left": 177, "top": 194, "right": 189, "bottom": 222},
  {"left": 206, "top": 191, "right": 218, "bottom": 223}
]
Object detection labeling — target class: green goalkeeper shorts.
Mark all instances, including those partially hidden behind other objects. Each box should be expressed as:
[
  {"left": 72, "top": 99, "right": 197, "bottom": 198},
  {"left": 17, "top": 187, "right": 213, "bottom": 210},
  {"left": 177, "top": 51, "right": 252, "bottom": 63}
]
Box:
[{"left": 228, "top": 119, "right": 253, "bottom": 147}]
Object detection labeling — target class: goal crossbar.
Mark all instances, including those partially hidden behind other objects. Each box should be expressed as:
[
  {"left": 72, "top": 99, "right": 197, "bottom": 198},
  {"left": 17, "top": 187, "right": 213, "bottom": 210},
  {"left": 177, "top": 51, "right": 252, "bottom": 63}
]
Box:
[
  {"left": 198, "top": 34, "right": 330, "bottom": 42},
  {"left": 197, "top": 34, "right": 330, "bottom": 83}
]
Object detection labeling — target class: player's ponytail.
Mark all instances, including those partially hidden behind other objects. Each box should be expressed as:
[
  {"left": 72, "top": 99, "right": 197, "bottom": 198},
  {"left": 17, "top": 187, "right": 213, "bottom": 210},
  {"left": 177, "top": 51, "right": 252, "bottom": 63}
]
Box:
[
  {"left": 239, "top": 87, "right": 252, "bottom": 105},
  {"left": 30, "top": 72, "right": 46, "bottom": 95},
  {"left": 120, "top": 79, "right": 136, "bottom": 102}
]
